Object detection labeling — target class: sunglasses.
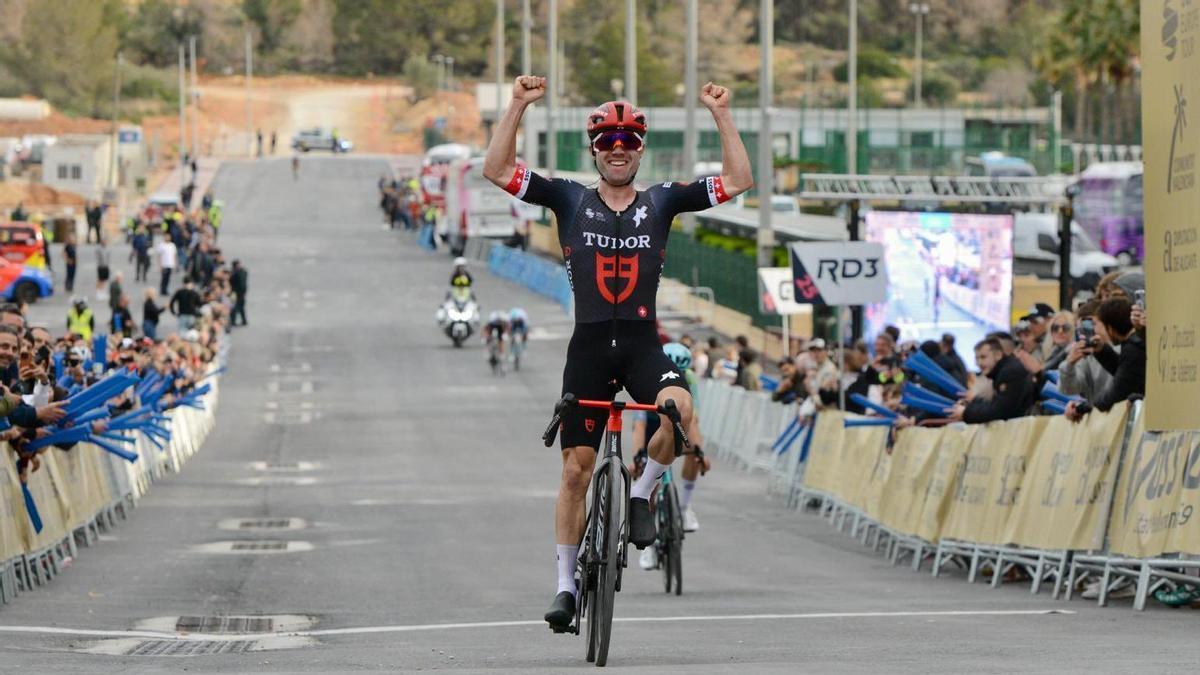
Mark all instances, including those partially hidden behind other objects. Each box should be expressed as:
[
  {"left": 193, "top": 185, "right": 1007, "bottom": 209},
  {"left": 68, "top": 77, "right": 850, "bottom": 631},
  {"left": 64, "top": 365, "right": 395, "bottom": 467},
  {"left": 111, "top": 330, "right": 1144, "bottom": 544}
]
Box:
[
  {"left": 1050, "top": 324, "right": 1072, "bottom": 333},
  {"left": 591, "top": 130, "right": 644, "bottom": 153}
]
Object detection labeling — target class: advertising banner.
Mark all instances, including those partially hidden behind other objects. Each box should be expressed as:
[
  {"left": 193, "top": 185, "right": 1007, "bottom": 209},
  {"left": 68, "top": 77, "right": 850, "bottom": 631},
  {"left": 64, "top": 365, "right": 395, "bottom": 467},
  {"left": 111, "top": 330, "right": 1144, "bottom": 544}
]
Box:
[
  {"left": 1003, "top": 409, "right": 1129, "bottom": 550},
  {"left": 0, "top": 460, "right": 26, "bottom": 561},
  {"left": 798, "top": 412, "right": 846, "bottom": 495},
  {"left": 940, "top": 417, "right": 1045, "bottom": 546},
  {"left": 1143, "top": 0, "right": 1200, "bottom": 430},
  {"left": 789, "top": 242, "right": 887, "bottom": 306},
  {"left": 1108, "top": 420, "right": 1200, "bottom": 558}
]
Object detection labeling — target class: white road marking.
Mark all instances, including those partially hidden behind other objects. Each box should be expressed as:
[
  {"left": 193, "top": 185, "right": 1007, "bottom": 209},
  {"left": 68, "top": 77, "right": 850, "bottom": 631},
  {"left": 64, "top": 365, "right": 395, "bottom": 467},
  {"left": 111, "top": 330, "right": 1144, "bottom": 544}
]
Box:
[{"left": 0, "top": 609, "right": 1075, "bottom": 643}]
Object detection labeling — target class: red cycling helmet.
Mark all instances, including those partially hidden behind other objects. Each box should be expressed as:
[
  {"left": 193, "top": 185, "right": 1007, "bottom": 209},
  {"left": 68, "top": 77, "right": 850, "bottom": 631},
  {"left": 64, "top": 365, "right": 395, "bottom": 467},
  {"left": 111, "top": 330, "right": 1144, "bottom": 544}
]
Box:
[{"left": 586, "top": 100, "right": 647, "bottom": 139}]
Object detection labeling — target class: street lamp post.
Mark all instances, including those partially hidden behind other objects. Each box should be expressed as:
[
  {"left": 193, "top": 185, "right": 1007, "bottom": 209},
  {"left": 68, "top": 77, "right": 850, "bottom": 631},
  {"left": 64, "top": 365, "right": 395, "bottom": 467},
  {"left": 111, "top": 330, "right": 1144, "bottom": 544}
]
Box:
[
  {"left": 547, "top": 0, "right": 557, "bottom": 177},
  {"left": 432, "top": 55, "right": 445, "bottom": 92},
  {"left": 847, "top": 0, "right": 858, "bottom": 174},
  {"left": 757, "top": 0, "right": 774, "bottom": 267},
  {"left": 496, "top": 0, "right": 505, "bottom": 133},
  {"left": 625, "top": 0, "right": 636, "bottom": 104},
  {"left": 909, "top": 3, "right": 930, "bottom": 108}
]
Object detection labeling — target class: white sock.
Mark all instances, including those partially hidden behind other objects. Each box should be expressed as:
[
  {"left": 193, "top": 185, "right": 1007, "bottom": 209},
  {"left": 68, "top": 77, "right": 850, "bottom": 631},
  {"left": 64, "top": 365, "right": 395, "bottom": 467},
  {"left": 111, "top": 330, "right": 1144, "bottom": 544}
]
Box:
[
  {"left": 679, "top": 478, "right": 697, "bottom": 511},
  {"left": 556, "top": 544, "right": 579, "bottom": 596},
  {"left": 630, "top": 459, "right": 669, "bottom": 501}
]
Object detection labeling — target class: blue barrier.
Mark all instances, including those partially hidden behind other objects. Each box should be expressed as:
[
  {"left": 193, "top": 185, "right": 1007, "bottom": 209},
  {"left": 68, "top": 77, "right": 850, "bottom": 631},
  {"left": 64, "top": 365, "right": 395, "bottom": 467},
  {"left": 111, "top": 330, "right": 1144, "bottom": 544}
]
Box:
[
  {"left": 1040, "top": 381, "right": 1084, "bottom": 404},
  {"left": 906, "top": 351, "right": 968, "bottom": 397},
  {"left": 488, "top": 245, "right": 572, "bottom": 314},
  {"left": 798, "top": 414, "right": 817, "bottom": 463},
  {"left": 849, "top": 393, "right": 900, "bottom": 419},
  {"left": 901, "top": 381, "right": 957, "bottom": 408},
  {"left": 845, "top": 417, "right": 895, "bottom": 428}
]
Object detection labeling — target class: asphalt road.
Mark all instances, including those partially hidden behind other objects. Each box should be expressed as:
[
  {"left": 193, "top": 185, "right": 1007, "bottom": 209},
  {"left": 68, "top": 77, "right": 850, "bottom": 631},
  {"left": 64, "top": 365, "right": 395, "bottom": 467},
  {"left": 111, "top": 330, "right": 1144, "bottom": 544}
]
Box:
[{"left": 2, "top": 157, "right": 1198, "bottom": 673}]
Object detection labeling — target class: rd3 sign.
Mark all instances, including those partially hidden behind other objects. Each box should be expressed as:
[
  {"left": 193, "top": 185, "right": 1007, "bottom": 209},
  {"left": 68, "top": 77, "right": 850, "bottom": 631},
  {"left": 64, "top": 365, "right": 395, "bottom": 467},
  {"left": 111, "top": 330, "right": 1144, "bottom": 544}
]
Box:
[{"left": 789, "top": 242, "right": 887, "bottom": 306}]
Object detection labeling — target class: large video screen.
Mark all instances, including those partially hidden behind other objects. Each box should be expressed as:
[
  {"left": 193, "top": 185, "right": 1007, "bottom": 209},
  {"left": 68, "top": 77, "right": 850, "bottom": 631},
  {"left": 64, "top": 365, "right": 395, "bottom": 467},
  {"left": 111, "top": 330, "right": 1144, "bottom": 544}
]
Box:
[{"left": 864, "top": 211, "right": 1013, "bottom": 367}]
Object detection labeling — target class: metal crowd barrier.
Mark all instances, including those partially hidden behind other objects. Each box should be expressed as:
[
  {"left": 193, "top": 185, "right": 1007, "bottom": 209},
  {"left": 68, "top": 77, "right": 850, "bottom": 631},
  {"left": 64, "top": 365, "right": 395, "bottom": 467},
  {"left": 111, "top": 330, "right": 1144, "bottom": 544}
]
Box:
[
  {"left": 698, "top": 377, "right": 1200, "bottom": 611},
  {"left": 0, "top": 366, "right": 221, "bottom": 605}
]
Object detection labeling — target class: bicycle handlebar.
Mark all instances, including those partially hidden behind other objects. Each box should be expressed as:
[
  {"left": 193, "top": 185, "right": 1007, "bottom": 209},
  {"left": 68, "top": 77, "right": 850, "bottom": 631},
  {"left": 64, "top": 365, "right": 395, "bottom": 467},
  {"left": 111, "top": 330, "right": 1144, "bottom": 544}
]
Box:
[{"left": 541, "top": 393, "right": 691, "bottom": 457}]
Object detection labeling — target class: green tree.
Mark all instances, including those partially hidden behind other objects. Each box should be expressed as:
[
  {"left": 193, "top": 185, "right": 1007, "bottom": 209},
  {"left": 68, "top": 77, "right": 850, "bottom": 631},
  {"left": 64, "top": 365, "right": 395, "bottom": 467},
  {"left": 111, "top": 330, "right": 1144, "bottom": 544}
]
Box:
[
  {"left": 332, "top": 0, "right": 493, "bottom": 77},
  {"left": 561, "top": 3, "right": 680, "bottom": 106},
  {"left": 0, "top": 0, "right": 121, "bottom": 116},
  {"left": 833, "top": 47, "right": 906, "bottom": 83},
  {"left": 243, "top": 0, "right": 303, "bottom": 55},
  {"left": 122, "top": 0, "right": 204, "bottom": 68}
]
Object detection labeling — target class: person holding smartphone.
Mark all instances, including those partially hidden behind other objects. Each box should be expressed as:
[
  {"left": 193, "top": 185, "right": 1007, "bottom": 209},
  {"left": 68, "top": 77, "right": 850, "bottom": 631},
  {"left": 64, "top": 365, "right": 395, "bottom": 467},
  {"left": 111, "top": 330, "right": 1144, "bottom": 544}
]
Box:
[
  {"left": 1057, "top": 299, "right": 1112, "bottom": 402},
  {"left": 1065, "top": 296, "right": 1146, "bottom": 419}
]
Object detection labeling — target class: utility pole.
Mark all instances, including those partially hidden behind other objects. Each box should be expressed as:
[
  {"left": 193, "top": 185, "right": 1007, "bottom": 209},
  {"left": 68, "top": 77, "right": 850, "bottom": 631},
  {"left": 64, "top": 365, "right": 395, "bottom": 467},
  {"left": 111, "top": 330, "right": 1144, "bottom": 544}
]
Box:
[
  {"left": 682, "top": 0, "right": 698, "bottom": 232},
  {"left": 548, "top": 0, "right": 558, "bottom": 177},
  {"left": 189, "top": 35, "right": 199, "bottom": 162},
  {"left": 495, "top": 0, "right": 505, "bottom": 137},
  {"left": 245, "top": 29, "right": 253, "bottom": 158},
  {"left": 624, "top": 0, "right": 637, "bottom": 104},
  {"left": 447, "top": 57, "right": 455, "bottom": 91},
  {"left": 178, "top": 43, "right": 187, "bottom": 178},
  {"left": 433, "top": 55, "right": 444, "bottom": 92},
  {"left": 847, "top": 0, "right": 858, "bottom": 174},
  {"left": 757, "top": 0, "right": 774, "bottom": 267},
  {"left": 522, "top": 0, "right": 533, "bottom": 164},
  {"left": 909, "top": 3, "right": 929, "bottom": 108},
  {"left": 109, "top": 52, "right": 122, "bottom": 191}
]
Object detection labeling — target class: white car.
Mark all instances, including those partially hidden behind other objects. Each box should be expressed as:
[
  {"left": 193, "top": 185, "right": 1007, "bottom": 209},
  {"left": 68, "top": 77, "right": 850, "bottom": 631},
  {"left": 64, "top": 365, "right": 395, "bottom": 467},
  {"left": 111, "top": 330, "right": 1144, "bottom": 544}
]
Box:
[{"left": 291, "top": 128, "right": 352, "bottom": 153}]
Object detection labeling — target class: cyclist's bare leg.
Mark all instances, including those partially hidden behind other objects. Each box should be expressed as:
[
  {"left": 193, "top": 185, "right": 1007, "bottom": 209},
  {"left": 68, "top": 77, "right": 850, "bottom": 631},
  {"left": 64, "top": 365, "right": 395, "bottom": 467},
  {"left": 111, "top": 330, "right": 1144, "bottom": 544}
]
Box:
[
  {"left": 646, "top": 385, "right": 694, "bottom": 466},
  {"left": 547, "top": 446, "right": 594, "bottom": 624},
  {"left": 555, "top": 445, "right": 596, "bottom": 548}
]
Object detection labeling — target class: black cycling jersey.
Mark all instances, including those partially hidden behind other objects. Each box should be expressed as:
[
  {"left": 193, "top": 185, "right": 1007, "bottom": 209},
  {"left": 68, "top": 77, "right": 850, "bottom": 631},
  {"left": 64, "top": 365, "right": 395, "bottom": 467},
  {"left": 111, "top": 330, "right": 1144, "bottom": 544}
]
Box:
[{"left": 504, "top": 167, "right": 730, "bottom": 323}]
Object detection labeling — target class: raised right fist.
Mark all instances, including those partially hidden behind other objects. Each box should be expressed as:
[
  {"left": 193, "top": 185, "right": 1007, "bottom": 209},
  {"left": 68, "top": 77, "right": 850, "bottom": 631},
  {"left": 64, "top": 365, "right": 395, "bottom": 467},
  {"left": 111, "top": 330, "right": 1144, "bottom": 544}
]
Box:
[{"left": 512, "top": 75, "right": 547, "bottom": 104}]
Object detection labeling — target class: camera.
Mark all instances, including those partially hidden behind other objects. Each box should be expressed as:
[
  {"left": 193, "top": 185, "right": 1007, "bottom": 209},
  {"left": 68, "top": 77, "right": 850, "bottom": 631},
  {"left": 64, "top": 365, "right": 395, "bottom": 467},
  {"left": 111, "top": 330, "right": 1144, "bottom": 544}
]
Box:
[
  {"left": 1134, "top": 289, "right": 1146, "bottom": 310},
  {"left": 1077, "top": 318, "right": 1095, "bottom": 343},
  {"left": 35, "top": 345, "right": 51, "bottom": 365}
]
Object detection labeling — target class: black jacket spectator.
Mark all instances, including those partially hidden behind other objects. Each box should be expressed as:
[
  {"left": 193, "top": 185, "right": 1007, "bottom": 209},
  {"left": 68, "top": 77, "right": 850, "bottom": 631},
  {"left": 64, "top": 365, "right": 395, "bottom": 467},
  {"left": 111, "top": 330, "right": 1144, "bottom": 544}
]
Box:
[
  {"left": 963, "top": 353, "right": 1035, "bottom": 424},
  {"left": 1089, "top": 297, "right": 1146, "bottom": 412},
  {"left": 169, "top": 286, "right": 202, "bottom": 317}
]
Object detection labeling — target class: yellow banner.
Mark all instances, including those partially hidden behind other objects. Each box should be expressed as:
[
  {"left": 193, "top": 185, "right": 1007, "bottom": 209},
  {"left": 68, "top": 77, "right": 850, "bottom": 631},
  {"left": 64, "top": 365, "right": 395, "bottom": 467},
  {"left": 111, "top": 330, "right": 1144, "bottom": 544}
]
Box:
[
  {"left": 1004, "top": 407, "right": 1129, "bottom": 550},
  {"left": 915, "top": 426, "right": 975, "bottom": 542},
  {"left": 18, "top": 458, "right": 69, "bottom": 552},
  {"left": 876, "top": 426, "right": 945, "bottom": 537},
  {"left": 1143, "top": 0, "right": 1200, "bottom": 430},
  {"left": 1108, "top": 413, "right": 1200, "bottom": 557},
  {"left": 941, "top": 417, "right": 1045, "bottom": 546},
  {"left": 837, "top": 424, "right": 890, "bottom": 511},
  {"left": 797, "top": 412, "right": 846, "bottom": 496},
  {"left": 0, "top": 458, "right": 27, "bottom": 561}
]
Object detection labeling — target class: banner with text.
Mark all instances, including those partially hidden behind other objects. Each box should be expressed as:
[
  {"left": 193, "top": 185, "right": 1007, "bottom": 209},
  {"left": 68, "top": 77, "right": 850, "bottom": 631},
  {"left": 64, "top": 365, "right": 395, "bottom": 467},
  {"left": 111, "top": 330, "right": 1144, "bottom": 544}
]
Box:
[
  {"left": 1143, "top": 0, "right": 1200, "bottom": 430},
  {"left": 790, "top": 242, "right": 887, "bottom": 306}
]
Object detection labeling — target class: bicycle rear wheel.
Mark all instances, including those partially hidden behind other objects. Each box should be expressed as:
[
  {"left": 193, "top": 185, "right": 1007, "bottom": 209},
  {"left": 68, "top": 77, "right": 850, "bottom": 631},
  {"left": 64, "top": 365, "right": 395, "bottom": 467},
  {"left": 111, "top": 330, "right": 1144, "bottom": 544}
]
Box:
[{"left": 593, "top": 460, "right": 622, "bottom": 667}]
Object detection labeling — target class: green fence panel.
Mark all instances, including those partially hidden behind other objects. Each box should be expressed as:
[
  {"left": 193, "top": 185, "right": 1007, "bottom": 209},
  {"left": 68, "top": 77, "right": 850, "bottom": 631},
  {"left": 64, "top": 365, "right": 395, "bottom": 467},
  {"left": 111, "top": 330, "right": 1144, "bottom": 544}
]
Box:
[{"left": 663, "top": 234, "right": 773, "bottom": 329}]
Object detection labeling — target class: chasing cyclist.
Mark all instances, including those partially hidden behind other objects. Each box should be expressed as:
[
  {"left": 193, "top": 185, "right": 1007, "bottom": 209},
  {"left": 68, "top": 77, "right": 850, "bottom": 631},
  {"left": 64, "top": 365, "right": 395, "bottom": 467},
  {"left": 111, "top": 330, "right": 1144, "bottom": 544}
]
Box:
[
  {"left": 633, "top": 342, "right": 710, "bottom": 570},
  {"left": 509, "top": 307, "right": 529, "bottom": 343},
  {"left": 483, "top": 310, "right": 508, "bottom": 366},
  {"left": 483, "top": 74, "right": 752, "bottom": 628}
]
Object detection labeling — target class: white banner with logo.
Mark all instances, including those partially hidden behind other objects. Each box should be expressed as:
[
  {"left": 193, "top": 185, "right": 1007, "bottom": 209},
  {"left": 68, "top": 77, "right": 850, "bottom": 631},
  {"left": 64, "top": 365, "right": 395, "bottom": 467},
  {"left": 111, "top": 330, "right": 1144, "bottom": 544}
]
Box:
[
  {"left": 758, "top": 267, "right": 813, "bottom": 316},
  {"left": 789, "top": 242, "right": 887, "bottom": 306}
]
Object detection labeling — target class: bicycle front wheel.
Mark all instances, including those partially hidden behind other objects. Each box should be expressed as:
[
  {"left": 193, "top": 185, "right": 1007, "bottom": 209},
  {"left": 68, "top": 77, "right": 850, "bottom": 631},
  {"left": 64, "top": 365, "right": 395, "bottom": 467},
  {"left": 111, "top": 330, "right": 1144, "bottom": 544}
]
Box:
[
  {"left": 667, "top": 484, "right": 683, "bottom": 596},
  {"left": 593, "top": 460, "right": 622, "bottom": 667}
]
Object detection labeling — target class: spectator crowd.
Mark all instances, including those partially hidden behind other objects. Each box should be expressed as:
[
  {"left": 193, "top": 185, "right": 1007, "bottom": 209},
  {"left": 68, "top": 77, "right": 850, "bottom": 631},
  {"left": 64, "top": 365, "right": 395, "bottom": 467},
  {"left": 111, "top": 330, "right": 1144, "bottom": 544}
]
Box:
[
  {"left": 691, "top": 269, "right": 1147, "bottom": 431},
  {"left": 4, "top": 184, "right": 245, "bottom": 491}
]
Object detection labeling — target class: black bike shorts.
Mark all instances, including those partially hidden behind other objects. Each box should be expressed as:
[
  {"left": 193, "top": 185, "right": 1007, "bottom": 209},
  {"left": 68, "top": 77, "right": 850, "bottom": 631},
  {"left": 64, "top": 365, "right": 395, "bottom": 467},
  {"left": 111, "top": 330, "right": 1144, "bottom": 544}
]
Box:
[{"left": 559, "top": 320, "right": 687, "bottom": 451}]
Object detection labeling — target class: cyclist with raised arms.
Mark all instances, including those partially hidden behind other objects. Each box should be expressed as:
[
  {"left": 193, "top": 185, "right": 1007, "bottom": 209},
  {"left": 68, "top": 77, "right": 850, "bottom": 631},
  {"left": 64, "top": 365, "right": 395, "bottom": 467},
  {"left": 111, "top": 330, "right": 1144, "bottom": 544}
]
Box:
[{"left": 483, "top": 75, "right": 753, "bottom": 629}]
